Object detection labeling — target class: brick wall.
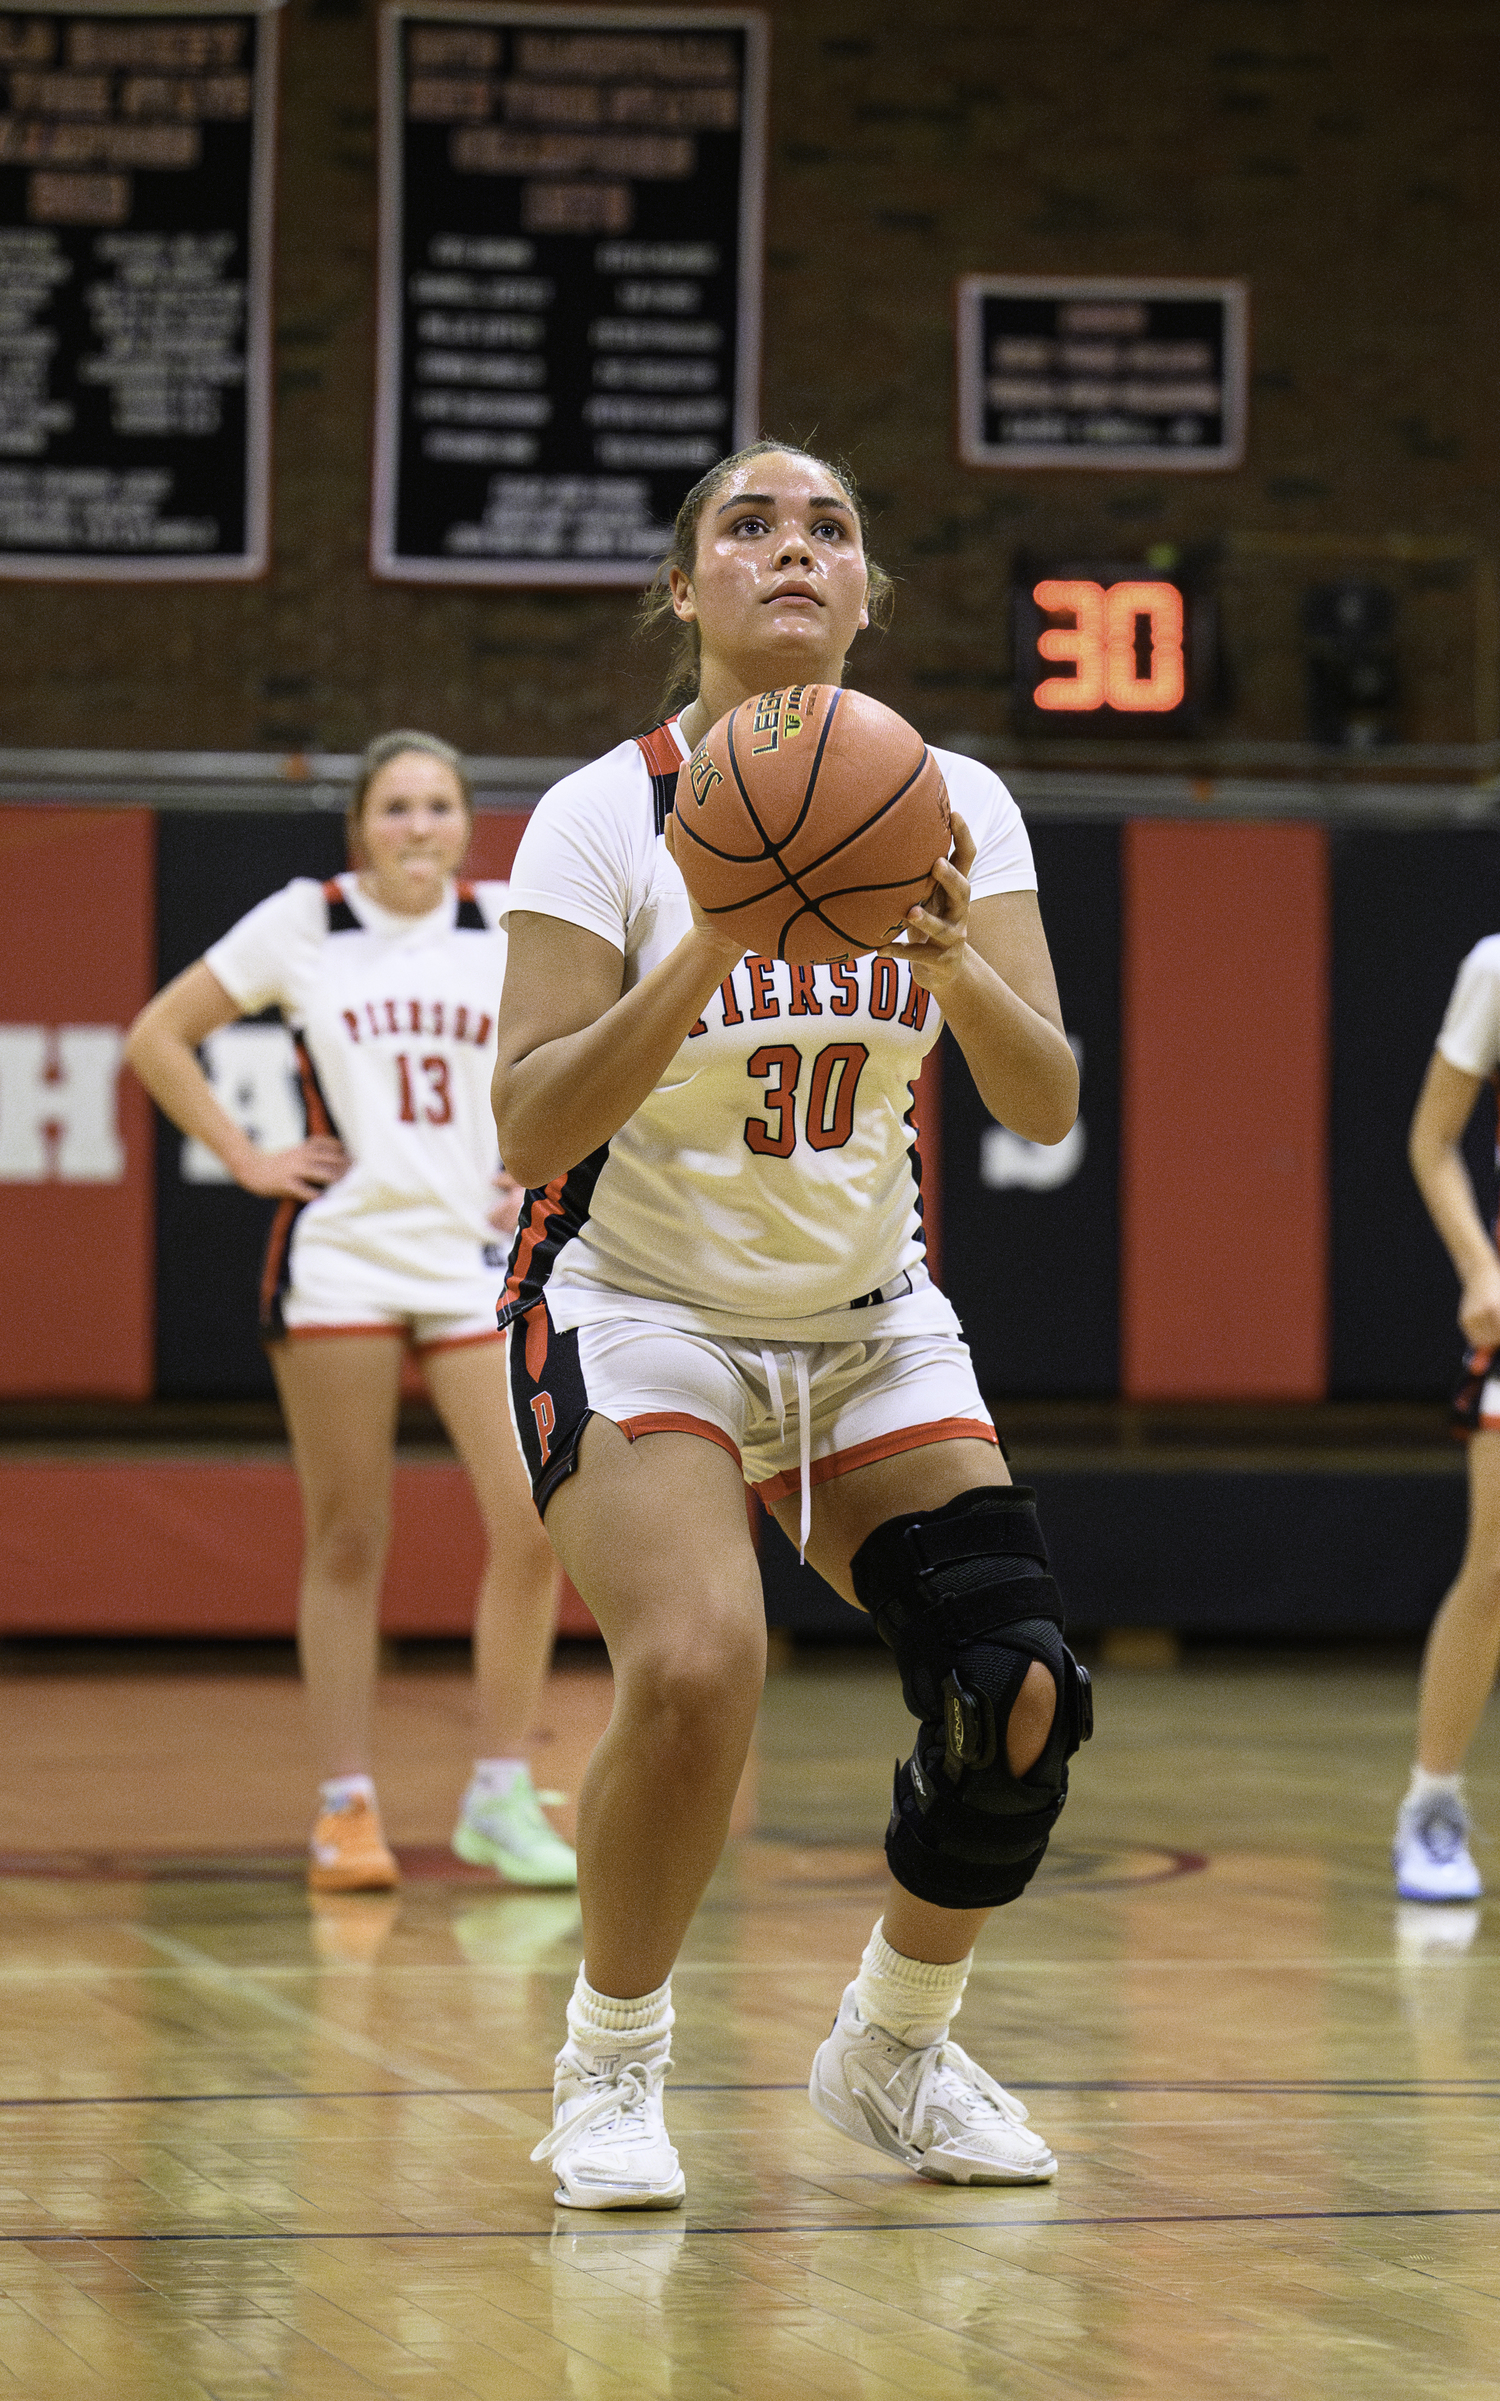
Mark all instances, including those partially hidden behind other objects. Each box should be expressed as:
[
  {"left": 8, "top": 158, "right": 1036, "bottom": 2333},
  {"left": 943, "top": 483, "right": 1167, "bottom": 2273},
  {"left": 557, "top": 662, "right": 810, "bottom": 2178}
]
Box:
[{"left": 2, "top": 0, "right": 1493, "bottom": 754}]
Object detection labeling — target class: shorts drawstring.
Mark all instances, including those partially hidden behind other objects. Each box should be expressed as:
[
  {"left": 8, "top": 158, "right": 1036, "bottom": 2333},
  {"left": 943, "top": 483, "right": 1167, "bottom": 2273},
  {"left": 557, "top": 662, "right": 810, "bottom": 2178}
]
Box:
[{"left": 758, "top": 1344, "right": 813, "bottom": 1562}]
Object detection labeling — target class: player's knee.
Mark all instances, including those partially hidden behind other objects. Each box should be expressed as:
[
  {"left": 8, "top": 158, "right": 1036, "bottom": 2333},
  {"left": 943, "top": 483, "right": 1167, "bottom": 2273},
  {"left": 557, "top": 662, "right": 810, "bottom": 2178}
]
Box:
[
  {"left": 1006, "top": 1660, "right": 1057, "bottom": 1777},
  {"left": 305, "top": 1508, "right": 388, "bottom": 1589},
  {"left": 623, "top": 1593, "right": 765, "bottom": 1762},
  {"left": 851, "top": 1484, "right": 1093, "bottom": 1911}
]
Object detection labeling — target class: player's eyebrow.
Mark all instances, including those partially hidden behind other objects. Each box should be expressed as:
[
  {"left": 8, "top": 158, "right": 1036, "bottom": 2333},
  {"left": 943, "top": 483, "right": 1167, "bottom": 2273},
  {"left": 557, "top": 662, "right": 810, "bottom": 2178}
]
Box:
[{"left": 715, "top": 492, "right": 853, "bottom": 517}]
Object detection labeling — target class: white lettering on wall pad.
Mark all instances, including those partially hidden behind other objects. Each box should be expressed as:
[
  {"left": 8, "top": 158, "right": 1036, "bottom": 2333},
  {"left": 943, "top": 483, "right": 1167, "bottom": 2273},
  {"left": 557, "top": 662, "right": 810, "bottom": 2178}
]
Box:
[{"left": 0, "top": 1026, "right": 125, "bottom": 1182}]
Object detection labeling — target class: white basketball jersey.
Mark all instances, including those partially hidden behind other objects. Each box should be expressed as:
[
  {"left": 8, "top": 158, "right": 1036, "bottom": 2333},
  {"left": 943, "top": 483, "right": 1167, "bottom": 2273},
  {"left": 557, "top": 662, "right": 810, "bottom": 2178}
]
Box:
[
  {"left": 205, "top": 873, "right": 508, "bottom": 1272},
  {"left": 500, "top": 719, "right": 1037, "bottom": 1340}
]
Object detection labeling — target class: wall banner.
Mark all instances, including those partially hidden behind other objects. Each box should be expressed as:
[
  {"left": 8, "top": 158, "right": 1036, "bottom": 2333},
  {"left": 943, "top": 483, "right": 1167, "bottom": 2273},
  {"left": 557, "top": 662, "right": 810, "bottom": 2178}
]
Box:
[
  {"left": 373, "top": 1, "right": 767, "bottom": 584},
  {"left": 0, "top": 0, "right": 277, "bottom": 580},
  {"left": 956, "top": 276, "right": 1247, "bottom": 472}
]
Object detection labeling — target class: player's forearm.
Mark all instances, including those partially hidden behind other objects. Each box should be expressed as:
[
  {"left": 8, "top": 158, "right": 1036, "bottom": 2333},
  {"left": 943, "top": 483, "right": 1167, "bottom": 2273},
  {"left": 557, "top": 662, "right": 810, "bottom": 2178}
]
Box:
[
  {"left": 940, "top": 949, "right": 1079, "bottom": 1144},
  {"left": 494, "top": 930, "right": 741, "bottom": 1186},
  {"left": 124, "top": 1019, "right": 257, "bottom": 1180},
  {"left": 1412, "top": 1138, "right": 1498, "bottom": 1288}
]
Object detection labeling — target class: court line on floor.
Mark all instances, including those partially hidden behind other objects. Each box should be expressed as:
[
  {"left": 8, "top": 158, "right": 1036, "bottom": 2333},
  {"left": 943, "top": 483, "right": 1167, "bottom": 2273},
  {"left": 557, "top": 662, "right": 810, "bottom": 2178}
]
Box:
[
  {"left": 5, "top": 2206, "right": 1500, "bottom": 2245},
  {"left": 3, "top": 2077, "right": 1497, "bottom": 2109}
]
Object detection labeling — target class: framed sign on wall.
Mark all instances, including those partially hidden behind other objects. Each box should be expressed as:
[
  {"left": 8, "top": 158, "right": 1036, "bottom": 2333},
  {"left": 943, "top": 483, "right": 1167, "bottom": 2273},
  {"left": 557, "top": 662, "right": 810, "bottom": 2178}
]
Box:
[
  {"left": 373, "top": 2, "right": 767, "bottom": 585},
  {"left": 0, "top": 0, "right": 277, "bottom": 579},
  {"left": 1011, "top": 557, "right": 1218, "bottom": 736},
  {"left": 957, "top": 275, "right": 1247, "bottom": 472}
]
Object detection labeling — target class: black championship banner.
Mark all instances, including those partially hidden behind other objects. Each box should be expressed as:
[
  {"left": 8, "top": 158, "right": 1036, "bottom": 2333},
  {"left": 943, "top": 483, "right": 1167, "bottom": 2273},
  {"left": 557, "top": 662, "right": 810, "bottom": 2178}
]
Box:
[
  {"left": 373, "top": 2, "right": 766, "bottom": 584},
  {"left": 0, "top": 2, "right": 275, "bottom": 578},
  {"left": 956, "top": 276, "right": 1247, "bottom": 473}
]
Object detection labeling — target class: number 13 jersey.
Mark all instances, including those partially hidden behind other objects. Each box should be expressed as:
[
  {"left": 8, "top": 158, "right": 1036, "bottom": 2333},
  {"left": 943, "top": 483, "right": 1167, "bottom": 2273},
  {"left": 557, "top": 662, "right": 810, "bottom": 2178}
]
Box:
[
  {"left": 204, "top": 874, "right": 508, "bottom": 1289},
  {"left": 500, "top": 719, "right": 1037, "bottom": 1344}
]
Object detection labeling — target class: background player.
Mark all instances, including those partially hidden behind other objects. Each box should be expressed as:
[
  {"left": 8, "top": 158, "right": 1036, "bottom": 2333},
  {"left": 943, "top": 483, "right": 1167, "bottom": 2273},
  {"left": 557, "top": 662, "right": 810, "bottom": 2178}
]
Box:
[
  {"left": 493, "top": 441, "right": 1089, "bottom": 2209},
  {"left": 1399, "top": 935, "right": 1500, "bottom": 1900},
  {"left": 126, "top": 731, "right": 575, "bottom": 1895}
]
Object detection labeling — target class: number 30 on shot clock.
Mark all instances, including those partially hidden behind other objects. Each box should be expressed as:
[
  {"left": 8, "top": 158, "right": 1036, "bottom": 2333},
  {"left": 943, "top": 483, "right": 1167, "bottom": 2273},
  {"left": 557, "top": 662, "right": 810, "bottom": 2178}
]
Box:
[{"left": 1011, "top": 561, "right": 1216, "bottom": 734}]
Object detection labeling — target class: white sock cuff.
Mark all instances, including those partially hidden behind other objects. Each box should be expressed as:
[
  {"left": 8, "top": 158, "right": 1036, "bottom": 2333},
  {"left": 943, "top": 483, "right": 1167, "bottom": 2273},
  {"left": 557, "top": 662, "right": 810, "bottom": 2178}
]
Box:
[
  {"left": 320, "top": 1774, "right": 376, "bottom": 1809},
  {"left": 861, "top": 1918, "right": 973, "bottom": 2000},
  {"left": 567, "top": 1967, "right": 674, "bottom": 2042},
  {"left": 470, "top": 1758, "right": 528, "bottom": 1796},
  {"left": 854, "top": 1918, "right": 972, "bottom": 2043},
  {"left": 1407, "top": 1766, "right": 1465, "bottom": 1806}
]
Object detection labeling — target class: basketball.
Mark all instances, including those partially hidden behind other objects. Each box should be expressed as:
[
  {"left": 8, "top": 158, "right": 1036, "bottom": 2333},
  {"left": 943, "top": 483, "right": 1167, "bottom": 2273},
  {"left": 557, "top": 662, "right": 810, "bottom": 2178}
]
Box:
[{"left": 672, "top": 683, "right": 952, "bottom": 962}]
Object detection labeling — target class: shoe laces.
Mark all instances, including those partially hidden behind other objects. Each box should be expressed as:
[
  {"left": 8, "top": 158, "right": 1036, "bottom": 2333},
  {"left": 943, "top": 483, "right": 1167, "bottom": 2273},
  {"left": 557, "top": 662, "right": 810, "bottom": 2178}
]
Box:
[
  {"left": 531, "top": 2056, "right": 670, "bottom": 2166},
  {"left": 891, "top": 2036, "right": 1030, "bottom": 2147}
]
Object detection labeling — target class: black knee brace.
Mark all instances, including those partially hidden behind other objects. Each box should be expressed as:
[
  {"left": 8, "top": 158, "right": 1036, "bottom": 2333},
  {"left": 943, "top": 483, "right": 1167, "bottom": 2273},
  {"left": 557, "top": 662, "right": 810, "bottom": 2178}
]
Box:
[{"left": 851, "top": 1485, "right": 1093, "bottom": 1910}]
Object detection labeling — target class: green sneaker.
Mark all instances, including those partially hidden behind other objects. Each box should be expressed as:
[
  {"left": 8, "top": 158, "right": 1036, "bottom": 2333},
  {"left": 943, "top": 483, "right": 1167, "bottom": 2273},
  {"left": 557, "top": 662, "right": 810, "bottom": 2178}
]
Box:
[{"left": 452, "top": 1770, "right": 579, "bottom": 1887}]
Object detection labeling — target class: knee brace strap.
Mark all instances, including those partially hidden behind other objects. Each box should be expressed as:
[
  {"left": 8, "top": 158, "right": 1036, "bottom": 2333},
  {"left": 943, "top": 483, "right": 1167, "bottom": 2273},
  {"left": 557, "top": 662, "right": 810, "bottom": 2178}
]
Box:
[{"left": 852, "top": 1486, "right": 1093, "bottom": 1911}]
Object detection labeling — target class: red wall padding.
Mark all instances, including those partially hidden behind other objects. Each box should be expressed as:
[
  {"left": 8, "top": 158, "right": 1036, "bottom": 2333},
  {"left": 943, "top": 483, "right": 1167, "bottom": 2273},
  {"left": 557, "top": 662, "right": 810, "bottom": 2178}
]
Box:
[
  {"left": 0, "top": 810, "right": 155, "bottom": 1397},
  {"left": 1121, "top": 820, "right": 1330, "bottom": 1399},
  {"left": 0, "top": 1459, "right": 597, "bottom": 1637}
]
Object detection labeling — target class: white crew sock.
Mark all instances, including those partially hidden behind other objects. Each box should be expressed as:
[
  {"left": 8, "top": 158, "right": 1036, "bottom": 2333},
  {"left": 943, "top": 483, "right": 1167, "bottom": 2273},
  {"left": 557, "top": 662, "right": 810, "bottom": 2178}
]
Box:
[
  {"left": 563, "top": 1968, "right": 674, "bottom": 2074},
  {"left": 470, "top": 1757, "right": 529, "bottom": 1798},
  {"left": 853, "top": 1918, "right": 972, "bottom": 2051},
  {"left": 319, "top": 1774, "right": 375, "bottom": 1811},
  {"left": 1405, "top": 1766, "right": 1465, "bottom": 1810}
]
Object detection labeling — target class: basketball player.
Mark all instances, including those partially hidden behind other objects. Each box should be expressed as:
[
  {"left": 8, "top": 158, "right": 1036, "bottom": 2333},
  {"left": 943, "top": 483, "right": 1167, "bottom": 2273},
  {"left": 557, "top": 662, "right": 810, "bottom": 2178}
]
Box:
[
  {"left": 1397, "top": 936, "right": 1500, "bottom": 1900},
  {"left": 494, "top": 443, "right": 1089, "bottom": 2208},
  {"left": 125, "top": 732, "right": 575, "bottom": 1896}
]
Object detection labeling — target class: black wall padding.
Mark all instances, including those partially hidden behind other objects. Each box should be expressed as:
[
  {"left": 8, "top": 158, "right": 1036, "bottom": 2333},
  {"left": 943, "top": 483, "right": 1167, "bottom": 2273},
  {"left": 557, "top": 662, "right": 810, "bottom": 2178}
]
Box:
[
  {"left": 1331, "top": 831, "right": 1500, "bottom": 1397},
  {"left": 760, "top": 1468, "right": 1465, "bottom": 1642},
  {"left": 155, "top": 812, "right": 346, "bottom": 1397},
  {"left": 940, "top": 822, "right": 1120, "bottom": 1394},
  {"left": 1037, "top": 1467, "right": 1464, "bottom": 1637}
]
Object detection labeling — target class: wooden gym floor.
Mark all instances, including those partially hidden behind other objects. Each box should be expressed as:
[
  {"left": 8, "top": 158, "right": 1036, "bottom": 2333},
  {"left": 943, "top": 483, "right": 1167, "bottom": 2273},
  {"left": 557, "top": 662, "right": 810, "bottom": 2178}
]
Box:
[{"left": 0, "top": 1637, "right": 1496, "bottom": 2399}]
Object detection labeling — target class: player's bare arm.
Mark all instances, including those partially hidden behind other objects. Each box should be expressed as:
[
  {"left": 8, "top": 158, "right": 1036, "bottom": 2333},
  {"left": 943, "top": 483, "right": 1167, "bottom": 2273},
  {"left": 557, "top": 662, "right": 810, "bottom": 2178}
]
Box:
[
  {"left": 1409, "top": 1051, "right": 1500, "bottom": 1347},
  {"left": 883, "top": 811, "right": 1077, "bottom": 1146},
  {"left": 125, "top": 959, "right": 348, "bottom": 1203},
  {"left": 492, "top": 900, "right": 741, "bottom": 1189}
]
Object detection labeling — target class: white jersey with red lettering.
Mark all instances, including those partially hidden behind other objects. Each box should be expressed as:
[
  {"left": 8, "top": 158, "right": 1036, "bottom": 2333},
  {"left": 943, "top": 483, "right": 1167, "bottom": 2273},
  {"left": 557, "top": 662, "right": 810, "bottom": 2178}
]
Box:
[
  {"left": 204, "top": 873, "right": 509, "bottom": 1327},
  {"left": 500, "top": 717, "right": 1037, "bottom": 1344}
]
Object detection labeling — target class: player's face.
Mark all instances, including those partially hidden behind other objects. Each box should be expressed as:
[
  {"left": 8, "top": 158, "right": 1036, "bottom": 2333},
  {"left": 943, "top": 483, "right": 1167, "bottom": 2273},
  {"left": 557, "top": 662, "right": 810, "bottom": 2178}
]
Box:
[
  {"left": 357, "top": 752, "right": 470, "bottom": 915},
  {"left": 670, "top": 452, "right": 871, "bottom": 692}
]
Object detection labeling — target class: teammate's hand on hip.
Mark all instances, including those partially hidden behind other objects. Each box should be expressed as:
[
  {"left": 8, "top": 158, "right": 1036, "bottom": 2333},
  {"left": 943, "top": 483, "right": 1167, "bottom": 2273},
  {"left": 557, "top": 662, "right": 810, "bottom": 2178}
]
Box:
[
  {"left": 488, "top": 1169, "right": 526, "bottom": 1235},
  {"left": 1459, "top": 1256, "right": 1500, "bottom": 1349},
  {"left": 235, "top": 1135, "right": 349, "bottom": 1202},
  {"left": 878, "top": 810, "right": 975, "bottom": 997}
]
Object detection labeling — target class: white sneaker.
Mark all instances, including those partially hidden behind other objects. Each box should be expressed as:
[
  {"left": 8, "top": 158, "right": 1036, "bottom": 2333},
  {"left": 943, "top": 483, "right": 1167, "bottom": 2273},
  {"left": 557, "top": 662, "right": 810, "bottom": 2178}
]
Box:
[
  {"left": 531, "top": 2036, "right": 685, "bottom": 2210},
  {"left": 452, "top": 1769, "right": 578, "bottom": 1887},
  {"left": 1394, "top": 1793, "right": 1483, "bottom": 1902},
  {"left": 809, "top": 1984, "right": 1057, "bottom": 2184}
]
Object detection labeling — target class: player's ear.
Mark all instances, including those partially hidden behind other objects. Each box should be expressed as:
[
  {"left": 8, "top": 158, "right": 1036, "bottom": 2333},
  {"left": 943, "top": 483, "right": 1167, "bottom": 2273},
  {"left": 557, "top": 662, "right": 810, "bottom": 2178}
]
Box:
[{"left": 668, "top": 563, "right": 697, "bottom": 624}]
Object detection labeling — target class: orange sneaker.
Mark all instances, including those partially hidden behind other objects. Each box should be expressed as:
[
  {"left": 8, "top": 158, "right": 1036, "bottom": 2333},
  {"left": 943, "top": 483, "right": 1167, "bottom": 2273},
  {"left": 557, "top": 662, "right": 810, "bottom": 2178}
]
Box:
[{"left": 308, "top": 1795, "right": 400, "bottom": 1893}]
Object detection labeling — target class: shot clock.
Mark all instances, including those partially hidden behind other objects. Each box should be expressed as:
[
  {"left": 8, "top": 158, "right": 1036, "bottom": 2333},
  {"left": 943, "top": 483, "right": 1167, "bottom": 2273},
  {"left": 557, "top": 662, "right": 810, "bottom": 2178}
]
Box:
[{"left": 1011, "top": 560, "right": 1217, "bottom": 736}]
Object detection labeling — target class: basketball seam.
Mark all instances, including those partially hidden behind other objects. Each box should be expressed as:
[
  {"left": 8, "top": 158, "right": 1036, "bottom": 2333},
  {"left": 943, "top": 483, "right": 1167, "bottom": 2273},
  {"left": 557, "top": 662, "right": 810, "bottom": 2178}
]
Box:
[{"left": 700, "top": 696, "right": 942, "bottom": 960}]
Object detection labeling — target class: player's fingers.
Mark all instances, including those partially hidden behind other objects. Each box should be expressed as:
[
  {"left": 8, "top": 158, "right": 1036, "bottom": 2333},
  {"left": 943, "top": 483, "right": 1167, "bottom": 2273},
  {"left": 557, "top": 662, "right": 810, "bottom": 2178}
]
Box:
[
  {"left": 927, "top": 854, "right": 971, "bottom": 920},
  {"left": 949, "top": 810, "right": 977, "bottom": 877}
]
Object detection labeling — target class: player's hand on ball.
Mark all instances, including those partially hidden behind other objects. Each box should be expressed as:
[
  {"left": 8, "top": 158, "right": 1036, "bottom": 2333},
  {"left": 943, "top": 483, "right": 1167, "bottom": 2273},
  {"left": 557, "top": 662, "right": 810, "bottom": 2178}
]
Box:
[
  {"left": 1459, "top": 1258, "right": 1500, "bottom": 1349},
  {"left": 488, "top": 1169, "right": 526, "bottom": 1235},
  {"left": 664, "top": 811, "right": 749, "bottom": 967},
  {"left": 881, "top": 811, "right": 976, "bottom": 995},
  {"left": 237, "top": 1136, "right": 349, "bottom": 1202}
]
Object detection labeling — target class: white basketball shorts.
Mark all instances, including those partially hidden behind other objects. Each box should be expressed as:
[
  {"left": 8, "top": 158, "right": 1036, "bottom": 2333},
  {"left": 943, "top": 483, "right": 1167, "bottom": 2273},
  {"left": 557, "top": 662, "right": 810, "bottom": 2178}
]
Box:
[{"left": 508, "top": 1292, "right": 997, "bottom": 1527}]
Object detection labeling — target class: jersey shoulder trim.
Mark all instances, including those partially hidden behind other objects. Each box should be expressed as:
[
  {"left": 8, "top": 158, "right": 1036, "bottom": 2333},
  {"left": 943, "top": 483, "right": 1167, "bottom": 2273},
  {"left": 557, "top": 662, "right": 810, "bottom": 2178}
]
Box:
[
  {"left": 322, "top": 877, "right": 360, "bottom": 934},
  {"left": 634, "top": 718, "right": 685, "bottom": 838}
]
